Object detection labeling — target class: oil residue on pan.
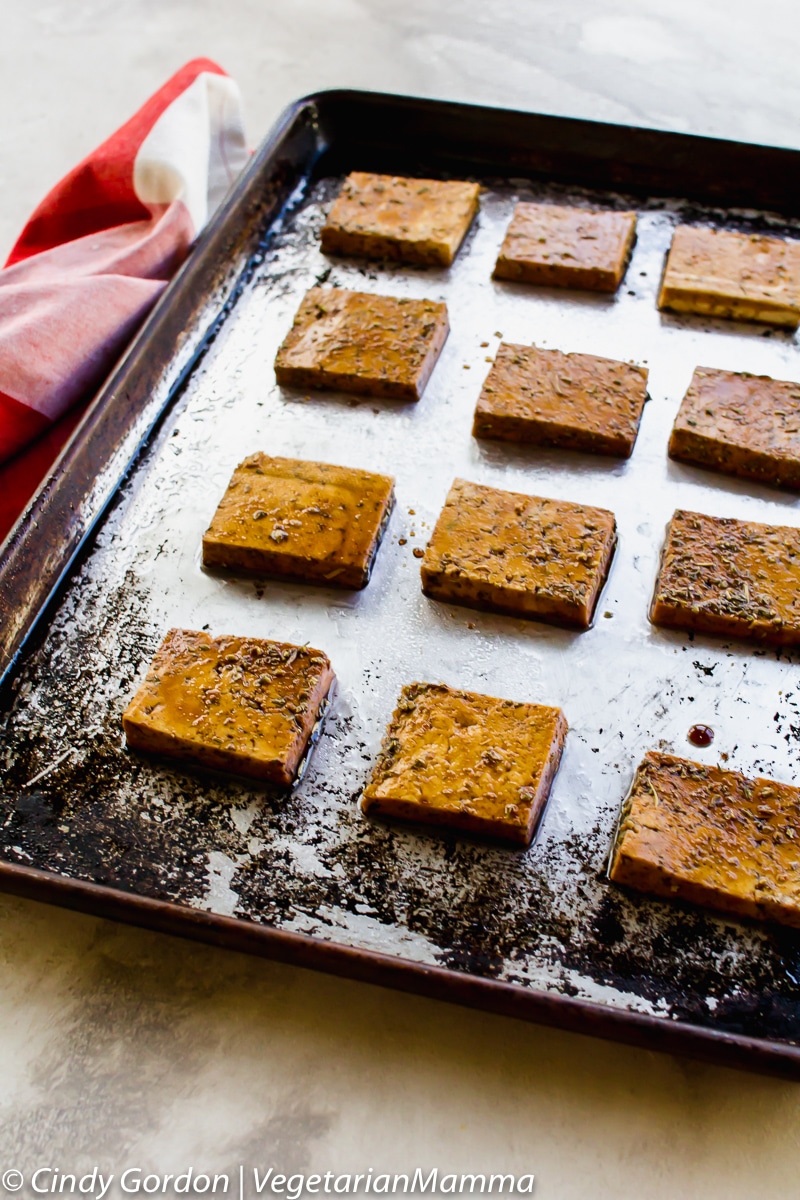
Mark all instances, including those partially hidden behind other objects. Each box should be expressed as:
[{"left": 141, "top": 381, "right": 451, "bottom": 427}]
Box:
[{"left": 2, "top": 175, "right": 800, "bottom": 1046}]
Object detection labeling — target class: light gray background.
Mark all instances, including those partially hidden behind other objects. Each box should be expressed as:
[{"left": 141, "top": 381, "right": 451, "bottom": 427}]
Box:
[{"left": 2, "top": 2, "right": 800, "bottom": 1195}]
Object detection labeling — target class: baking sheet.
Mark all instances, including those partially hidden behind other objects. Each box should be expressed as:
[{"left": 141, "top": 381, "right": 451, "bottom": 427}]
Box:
[{"left": 2, "top": 169, "right": 800, "bottom": 1049}]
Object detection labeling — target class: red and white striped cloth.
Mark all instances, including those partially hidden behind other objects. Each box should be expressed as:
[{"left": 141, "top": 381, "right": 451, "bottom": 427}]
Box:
[{"left": 0, "top": 57, "right": 248, "bottom": 541}]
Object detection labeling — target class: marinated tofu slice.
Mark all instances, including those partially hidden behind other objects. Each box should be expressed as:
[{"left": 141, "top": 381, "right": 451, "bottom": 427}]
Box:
[
  {"left": 651, "top": 509, "right": 800, "bottom": 646},
  {"left": 361, "top": 682, "right": 567, "bottom": 845},
  {"left": 421, "top": 478, "right": 617, "bottom": 629},
  {"left": 493, "top": 202, "right": 637, "bottom": 292},
  {"left": 669, "top": 367, "right": 800, "bottom": 491},
  {"left": 274, "top": 287, "right": 449, "bottom": 401},
  {"left": 473, "top": 342, "right": 648, "bottom": 457},
  {"left": 321, "top": 171, "right": 480, "bottom": 266},
  {"left": 122, "top": 629, "right": 334, "bottom": 786},
  {"left": 202, "top": 454, "right": 395, "bottom": 589},
  {"left": 658, "top": 225, "right": 800, "bottom": 328},
  {"left": 610, "top": 751, "right": 800, "bottom": 928}
]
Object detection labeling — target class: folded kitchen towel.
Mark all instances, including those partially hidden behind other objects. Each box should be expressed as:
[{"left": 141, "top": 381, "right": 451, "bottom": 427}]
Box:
[{"left": 0, "top": 57, "right": 248, "bottom": 542}]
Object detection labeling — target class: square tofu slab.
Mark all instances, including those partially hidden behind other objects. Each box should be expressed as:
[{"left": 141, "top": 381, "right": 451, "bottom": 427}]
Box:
[
  {"left": 421, "top": 478, "right": 617, "bottom": 629},
  {"left": 651, "top": 509, "right": 800, "bottom": 646},
  {"left": 610, "top": 751, "right": 800, "bottom": 928},
  {"left": 658, "top": 225, "right": 800, "bottom": 328},
  {"left": 122, "top": 629, "right": 334, "bottom": 786},
  {"left": 202, "top": 454, "right": 395, "bottom": 589},
  {"left": 473, "top": 342, "right": 648, "bottom": 457},
  {"left": 361, "top": 682, "right": 567, "bottom": 845},
  {"left": 274, "top": 287, "right": 449, "bottom": 401},
  {"left": 669, "top": 367, "right": 800, "bottom": 491},
  {"left": 493, "top": 202, "right": 637, "bottom": 292},
  {"left": 321, "top": 171, "right": 480, "bottom": 266}
]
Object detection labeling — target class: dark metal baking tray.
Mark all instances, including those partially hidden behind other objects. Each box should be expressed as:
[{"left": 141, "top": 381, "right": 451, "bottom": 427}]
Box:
[{"left": 2, "top": 90, "right": 800, "bottom": 1079}]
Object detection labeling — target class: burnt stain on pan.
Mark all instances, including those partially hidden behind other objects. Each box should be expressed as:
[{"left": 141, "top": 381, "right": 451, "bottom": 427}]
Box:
[{"left": 2, "top": 571, "right": 799, "bottom": 1048}]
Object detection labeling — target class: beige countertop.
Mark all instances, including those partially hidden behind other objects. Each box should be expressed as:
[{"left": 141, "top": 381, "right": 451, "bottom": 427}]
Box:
[{"left": 2, "top": 2, "right": 800, "bottom": 1195}]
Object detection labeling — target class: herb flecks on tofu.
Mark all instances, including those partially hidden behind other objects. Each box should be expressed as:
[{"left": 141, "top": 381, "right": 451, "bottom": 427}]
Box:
[
  {"left": 322, "top": 171, "right": 480, "bottom": 266},
  {"left": 203, "top": 454, "right": 395, "bottom": 589},
  {"left": 361, "top": 681, "right": 567, "bottom": 845},
  {"left": 669, "top": 366, "right": 800, "bottom": 490},
  {"left": 421, "top": 478, "right": 617, "bottom": 629},
  {"left": 474, "top": 342, "right": 648, "bottom": 457},
  {"left": 123, "top": 629, "right": 334, "bottom": 786},
  {"left": 493, "top": 202, "right": 637, "bottom": 292},
  {"left": 274, "top": 287, "right": 449, "bottom": 401},
  {"left": 611, "top": 751, "right": 800, "bottom": 928}
]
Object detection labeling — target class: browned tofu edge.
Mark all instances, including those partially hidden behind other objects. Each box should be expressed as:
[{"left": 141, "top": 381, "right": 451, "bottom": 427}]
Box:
[
  {"left": 657, "top": 280, "right": 800, "bottom": 329},
  {"left": 473, "top": 407, "right": 638, "bottom": 457},
  {"left": 668, "top": 424, "right": 800, "bottom": 492},
  {"left": 320, "top": 225, "right": 451, "bottom": 266},
  {"left": 649, "top": 590, "right": 800, "bottom": 647}
]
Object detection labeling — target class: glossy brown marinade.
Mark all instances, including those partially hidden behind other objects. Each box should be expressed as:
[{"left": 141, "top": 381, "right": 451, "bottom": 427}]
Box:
[
  {"left": 202, "top": 454, "right": 395, "bottom": 589},
  {"left": 473, "top": 342, "right": 648, "bottom": 457},
  {"left": 610, "top": 751, "right": 800, "bottom": 928},
  {"left": 687, "top": 724, "right": 714, "bottom": 748},
  {"left": 321, "top": 171, "right": 480, "bottom": 266},
  {"left": 421, "top": 478, "right": 617, "bottom": 629},
  {"left": 274, "top": 286, "right": 449, "bottom": 401},
  {"left": 669, "top": 367, "right": 800, "bottom": 490},
  {"left": 493, "top": 202, "right": 637, "bottom": 292},
  {"left": 651, "top": 509, "right": 800, "bottom": 646},
  {"left": 658, "top": 225, "right": 800, "bottom": 328},
  {"left": 122, "top": 629, "right": 335, "bottom": 786},
  {"left": 361, "top": 682, "right": 567, "bottom": 845}
]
